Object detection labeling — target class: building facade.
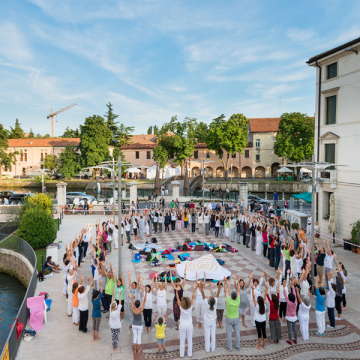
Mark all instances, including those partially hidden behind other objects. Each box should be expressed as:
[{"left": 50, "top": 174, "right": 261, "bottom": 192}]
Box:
[{"left": 307, "top": 36, "right": 360, "bottom": 241}]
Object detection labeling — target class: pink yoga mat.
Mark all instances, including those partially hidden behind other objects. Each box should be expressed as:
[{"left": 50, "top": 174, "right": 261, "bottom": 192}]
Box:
[{"left": 27, "top": 295, "right": 45, "bottom": 331}]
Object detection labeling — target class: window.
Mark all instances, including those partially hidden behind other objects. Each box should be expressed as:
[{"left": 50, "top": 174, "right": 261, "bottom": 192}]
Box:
[
  {"left": 20, "top": 152, "right": 23, "bottom": 161},
  {"left": 255, "top": 139, "right": 260, "bottom": 148},
  {"left": 327, "top": 63, "right": 337, "bottom": 80},
  {"left": 41, "top": 153, "right": 43, "bottom": 161},
  {"left": 135, "top": 151, "right": 139, "bottom": 159},
  {"left": 206, "top": 152, "right": 210, "bottom": 159},
  {"left": 194, "top": 150, "right": 198, "bottom": 159},
  {"left": 24, "top": 152, "right": 27, "bottom": 162},
  {"left": 325, "top": 144, "right": 335, "bottom": 170},
  {"left": 256, "top": 154, "right": 260, "bottom": 161},
  {"left": 147, "top": 151, "right": 151, "bottom": 159},
  {"left": 45, "top": 152, "right": 47, "bottom": 158},
  {"left": 232, "top": 153, "right": 236, "bottom": 159},
  {"left": 245, "top": 150, "right": 249, "bottom": 159},
  {"left": 326, "top": 95, "right": 336, "bottom": 125}
]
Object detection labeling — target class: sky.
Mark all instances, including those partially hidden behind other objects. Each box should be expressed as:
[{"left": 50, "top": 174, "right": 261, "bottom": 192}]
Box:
[{"left": 0, "top": 0, "right": 359, "bottom": 136}]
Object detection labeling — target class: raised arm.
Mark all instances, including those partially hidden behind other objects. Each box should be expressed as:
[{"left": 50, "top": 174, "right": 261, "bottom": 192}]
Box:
[
  {"left": 155, "top": 273, "right": 159, "bottom": 291},
  {"left": 252, "top": 286, "right": 257, "bottom": 307},
  {"left": 169, "top": 268, "right": 176, "bottom": 289},
  {"left": 182, "top": 267, "right": 187, "bottom": 288},
  {"left": 191, "top": 285, "right": 196, "bottom": 305},
  {"left": 296, "top": 287, "right": 302, "bottom": 304},
  {"left": 175, "top": 288, "right": 181, "bottom": 308},
  {"left": 223, "top": 277, "right": 228, "bottom": 298},
  {"left": 140, "top": 291, "right": 147, "bottom": 312},
  {"left": 127, "top": 270, "right": 132, "bottom": 288},
  {"left": 201, "top": 282, "right": 206, "bottom": 300}
]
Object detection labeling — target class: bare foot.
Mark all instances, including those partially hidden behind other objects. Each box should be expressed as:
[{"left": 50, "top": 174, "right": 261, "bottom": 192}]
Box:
[
  {"left": 97, "top": 337, "right": 101, "bottom": 341},
  {"left": 113, "top": 347, "right": 120, "bottom": 351},
  {"left": 243, "top": 323, "right": 248, "bottom": 328},
  {"left": 262, "top": 345, "right": 265, "bottom": 349},
  {"left": 197, "top": 324, "right": 200, "bottom": 329},
  {"left": 138, "top": 348, "right": 142, "bottom": 353},
  {"left": 255, "top": 345, "right": 261, "bottom": 350}
]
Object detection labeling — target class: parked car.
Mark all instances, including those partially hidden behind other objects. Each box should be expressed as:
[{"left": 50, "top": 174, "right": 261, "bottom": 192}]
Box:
[
  {"left": 9, "top": 193, "right": 35, "bottom": 205},
  {"left": 0, "top": 191, "right": 18, "bottom": 202},
  {"left": 247, "top": 194, "right": 271, "bottom": 205},
  {"left": 66, "top": 192, "right": 95, "bottom": 204},
  {"left": 1, "top": 174, "right": 14, "bottom": 180}
]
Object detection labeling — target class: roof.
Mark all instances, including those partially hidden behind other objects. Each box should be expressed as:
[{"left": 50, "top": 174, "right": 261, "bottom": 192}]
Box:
[
  {"left": 195, "top": 142, "right": 252, "bottom": 148},
  {"left": 307, "top": 36, "right": 360, "bottom": 64},
  {"left": 8, "top": 138, "right": 80, "bottom": 147},
  {"left": 248, "top": 118, "right": 280, "bottom": 133},
  {"left": 121, "top": 134, "right": 157, "bottom": 149}
]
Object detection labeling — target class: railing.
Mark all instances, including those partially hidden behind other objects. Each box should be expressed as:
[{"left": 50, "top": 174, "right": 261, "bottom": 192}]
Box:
[
  {"left": 0, "top": 223, "right": 19, "bottom": 241},
  {"left": 0, "top": 225, "right": 37, "bottom": 360}
]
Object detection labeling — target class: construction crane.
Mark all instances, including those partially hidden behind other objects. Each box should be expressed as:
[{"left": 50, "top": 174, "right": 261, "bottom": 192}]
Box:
[{"left": 47, "top": 102, "right": 77, "bottom": 137}]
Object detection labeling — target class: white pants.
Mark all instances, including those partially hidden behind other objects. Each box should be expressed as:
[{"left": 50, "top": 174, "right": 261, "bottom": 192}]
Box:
[
  {"left": 298, "top": 314, "right": 309, "bottom": 340},
  {"left": 63, "top": 279, "right": 67, "bottom": 295},
  {"left": 204, "top": 320, "right": 216, "bottom": 352},
  {"left": 72, "top": 306, "right": 79, "bottom": 324},
  {"left": 250, "top": 303, "right": 255, "bottom": 326},
  {"left": 113, "top": 235, "right": 118, "bottom": 249},
  {"left": 157, "top": 307, "right": 166, "bottom": 319},
  {"left": 196, "top": 303, "right": 204, "bottom": 322},
  {"left": 132, "top": 325, "right": 143, "bottom": 344},
  {"left": 179, "top": 322, "right": 193, "bottom": 358},
  {"left": 67, "top": 293, "right": 73, "bottom": 315},
  {"left": 316, "top": 310, "right": 325, "bottom": 335}
]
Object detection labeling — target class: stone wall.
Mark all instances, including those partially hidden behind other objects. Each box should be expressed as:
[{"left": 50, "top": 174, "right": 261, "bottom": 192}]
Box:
[{"left": 0, "top": 249, "right": 33, "bottom": 287}]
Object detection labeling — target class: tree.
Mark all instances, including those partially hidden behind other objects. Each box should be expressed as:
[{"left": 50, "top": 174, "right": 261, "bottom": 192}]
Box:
[
  {"left": 205, "top": 113, "right": 249, "bottom": 180},
  {"left": 27, "top": 193, "right": 53, "bottom": 215},
  {"left": 153, "top": 125, "right": 159, "bottom": 135},
  {"left": 43, "top": 154, "right": 58, "bottom": 174},
  {"left": 147, "top": 126, "right": 152, "bottom": 134},
  {"left": 43, "top": 134, "right": 51, "bottom": 138},
  {"left": 195, "top": 121, "right": 208, "bottom": 143},
  {"left": 0, "top": 124, "right": 18, "bottom": 180},
  {"left": 152, "top": 145, "right": 168, "bottom": 169},
  {"left": 57, "top": 143, "right": 81, "bottom": 179},
  {"left": 79, "top": 115, "right": 112, "bottom": 179},
  {"left": 35, "top": 133, "right": 42, "bottom": 139},
  {"left": 8, "top": 119, "right": 24, "bottom": 139},
  {"left": 104, "top": 102, "right": 119, "bottom": 146},
  {"left": 28, "top": 128, "right": 35, "bottom": 138},
  {"left": 274, "top": 112, "right": 315, "bottom": 177},
  {"left": 62, "top": 127, "right": 80, "bottom": 138}
]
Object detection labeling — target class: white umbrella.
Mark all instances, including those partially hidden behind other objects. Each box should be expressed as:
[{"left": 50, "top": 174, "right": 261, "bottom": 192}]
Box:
[
  {"left": 300, "top": 168, "right": 312, "bottom": 173},
  {"left": 277, "top": 167, "right": 294, "bottom": 173},
  {"left": 125, "top": 167, "right": 141, "bottom": 173},
  {"left": 328, "top": 193, "right": 337, "bottom": 234}
]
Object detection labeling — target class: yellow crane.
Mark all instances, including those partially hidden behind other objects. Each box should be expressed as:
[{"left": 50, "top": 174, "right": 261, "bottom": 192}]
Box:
[{"left": 47, "top": 103, "right": 77, "bottom": 137}]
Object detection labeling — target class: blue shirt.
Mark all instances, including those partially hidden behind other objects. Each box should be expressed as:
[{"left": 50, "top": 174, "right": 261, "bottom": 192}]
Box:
[
  {"left": 92, "top": 290, "right": 103, "bottom": 318},
  {"left": 273, "top": 193, "right": 279, "bottom": 200},
  {"left": 315, "top": 288, "right": 326, "bottom": 312}
]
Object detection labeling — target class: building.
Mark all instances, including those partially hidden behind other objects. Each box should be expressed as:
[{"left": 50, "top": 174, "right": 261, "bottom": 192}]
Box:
[
  {"left": 4, "top": 138, "right": 80, "bottom": 176},
  {"left": 307, "top": 36, "right": 360, "bottom": 240}
]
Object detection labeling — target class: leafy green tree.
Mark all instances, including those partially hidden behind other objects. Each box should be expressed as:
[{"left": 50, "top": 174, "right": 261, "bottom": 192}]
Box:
[
  {"left": 147, "top": 126, "right": 153, "bottom": 134},
  {"left": 195, "top": 121, "right": 208, "bottom": 143},
  {"left": 205, "top": 113, "right": 249, "bottom": 180},
  {"left": 0, "top": 124, "right": 18, "bottom": 180},
  {"left": 28, "top": 128, "right": 35, "bottom": 138},
  {"left": 153, "top": 125, "right": 159, "bottom": 135},
  {"left": 43, "top": 154, "right": 58, "bottom": 174},
  {"left": 152, "top": 145, "right": 168, "bottom": 169},
  {"left": 35, "top": 133, "right": 43, "bottom": 139},
  {"left": 79, "top": 115, "right": 112, "bottom": 179},
  {"left": 62, "top": 126, "right": 80, "bottom": 138},
  {"left": 57, "top": 143, "right": 81, "bottom": 179},
  {"left": 8, "top": 119, "right": 24, "bottom": 139},
  {"left": 43, "top": 134, "right": 51, "bottom": 138},
  {"left": 274, "top": 112, "right": 315, "bottom": 178},
  {"left": 104, "top": 102, "right": 119, "bottom": 146},
  {"left": 27, "top": 193, "right": 53, "bottom": 215}
]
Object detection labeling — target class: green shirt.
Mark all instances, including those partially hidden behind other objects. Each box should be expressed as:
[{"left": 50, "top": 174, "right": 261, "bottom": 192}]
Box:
[
  {"left": 284, "top": 249, "right": 290, "bottom": 261},
  {"left": 115, "top": 285, "right": 125, "bottom": 301},
  {"left": 105, "top": 278, "right": 116, "bottom": 295},
  {"left": 225, "top": 296, "right": 240, "bottom": 319},
  {"left": 170, "top": 202, "right": 175, "bottom": 208},
  {"left": 225, "top": 222, "right": 230, "bottom": 229}
]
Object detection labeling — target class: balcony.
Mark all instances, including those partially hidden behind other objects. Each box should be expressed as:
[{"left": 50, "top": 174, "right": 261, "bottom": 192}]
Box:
[{"left": 319, "top": 169, "right": 337, "bottom": 189}]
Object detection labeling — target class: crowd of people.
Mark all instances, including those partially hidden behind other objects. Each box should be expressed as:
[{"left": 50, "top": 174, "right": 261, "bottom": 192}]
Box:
[{"left": 55, "top": 199, "right": 348, "bottom": 356}]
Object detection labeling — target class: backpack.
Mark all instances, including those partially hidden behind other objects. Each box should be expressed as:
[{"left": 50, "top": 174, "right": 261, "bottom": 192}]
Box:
[
  {"left": 145, "top": 253, "right": 152, "bottom": 262},
  {"left": 152, "top": 237, "right": 157, "bottom": 243},
  {"left": 38, "top": 272, "right": 44, "bottom": 282}
]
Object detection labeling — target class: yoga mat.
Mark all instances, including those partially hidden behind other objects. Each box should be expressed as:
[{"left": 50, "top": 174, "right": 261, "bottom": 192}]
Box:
[
  {"left": 167, "top": 253, "right": 175, "bottom": 260},
  {"left": 27, "top": 295, "right": 45, "bottom": 331}
]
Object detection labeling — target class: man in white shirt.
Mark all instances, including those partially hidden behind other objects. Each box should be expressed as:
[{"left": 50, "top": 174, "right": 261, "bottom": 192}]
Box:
[{"left": 226, "top": 187, "right": 230, "bottom": 200}]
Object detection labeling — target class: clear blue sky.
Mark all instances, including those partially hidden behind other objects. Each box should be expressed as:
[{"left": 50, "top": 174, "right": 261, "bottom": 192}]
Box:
[{"left": 0, "top": 0, "right": 359, "bottom": 136}]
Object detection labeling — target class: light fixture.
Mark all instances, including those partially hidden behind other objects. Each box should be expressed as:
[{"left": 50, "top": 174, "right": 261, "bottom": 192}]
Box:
[{"left": 344, "top": 47, "right": 358, "bottom": 55}]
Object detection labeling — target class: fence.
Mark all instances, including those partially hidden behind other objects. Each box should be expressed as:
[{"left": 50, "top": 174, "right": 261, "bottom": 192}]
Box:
[{"left": 0, "top": 225, "right": 37, "bottom": 360}]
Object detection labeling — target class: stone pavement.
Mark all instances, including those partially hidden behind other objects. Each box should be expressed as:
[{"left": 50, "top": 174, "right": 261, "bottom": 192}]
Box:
[{"left": 16, "top": 215, "right": 360, "bottom": 360}]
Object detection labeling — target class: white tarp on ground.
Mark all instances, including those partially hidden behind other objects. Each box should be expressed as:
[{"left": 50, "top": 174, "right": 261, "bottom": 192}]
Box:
[
  {"left": 146, "top": 165, "right": 181, "bottom": 179},
  {"left": 176, "top": 254, "right": 231, "bottom": 281}
]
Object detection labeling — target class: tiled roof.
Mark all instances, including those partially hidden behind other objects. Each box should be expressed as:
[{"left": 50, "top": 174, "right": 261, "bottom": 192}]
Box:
[
  {"left": 121, "top": 134, "right": 157, "bottom": 149},
  {"left": 8, "top": 138, "right": 80, "bottom": 147},
  {"left": 249, "top": 118, "right": 280, "bottom": 133},
  {"left": 307, "top": 36, "right": 360, "bottom": 64},
  {"left": 195, "top": 142, "right": 252, "bottom": 148}
]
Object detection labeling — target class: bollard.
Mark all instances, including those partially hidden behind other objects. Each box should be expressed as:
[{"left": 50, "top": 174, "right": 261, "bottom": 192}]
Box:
[
  {"left": 41, "top": 255, "right": 44, "bottom": 273},
  {"left": 58, "top": 217, "right": 60, "bottom": 230}
]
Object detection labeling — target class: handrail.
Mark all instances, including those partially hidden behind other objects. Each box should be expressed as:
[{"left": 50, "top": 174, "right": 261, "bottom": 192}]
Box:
[{"left": 0, "top": 225, "right": 37, "bottom": 360}]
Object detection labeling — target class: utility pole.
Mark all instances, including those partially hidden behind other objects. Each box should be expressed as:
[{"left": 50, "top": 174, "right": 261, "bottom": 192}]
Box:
[{"left": 118, "top": 155, "right": 122, "bottom": 275}]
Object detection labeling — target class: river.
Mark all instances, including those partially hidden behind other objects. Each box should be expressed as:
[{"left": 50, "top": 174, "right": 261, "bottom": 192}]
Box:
[{"left": 0, "top": 273, "right": 26, "bottom": 352}]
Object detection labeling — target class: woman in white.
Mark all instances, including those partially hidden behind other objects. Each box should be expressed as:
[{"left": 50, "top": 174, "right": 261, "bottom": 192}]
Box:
[
  {"left": 109, "top": 287, "right": 122, "bottom": 351},
  {"left": 256, "top": 225, "right": 263, "bottom": 256},
  {"left": 145, "top": 219, "right": 150, "bottom": 237},
  {"left": 204, "top": 211, "right": 210, "bottom": 235},
  {"left": 155, "top": 273, "right": 167, "bottom": 318},
  {"left": 194, "top": 272, "right": 206, "bottom": 329},
  {"left": 198, "top": 211, "right": 203, "bottom": 234},
  {"left": 158, "top": 212, "right": 163, "bottom": 233},
  {"left": 67, "top": 266, "right": 76, "bottom": 317},
  {"left": 201, "top": 281, "right": 221, "bottom": 352},
  {"left": 140, "top": 277, "right": 154, "bottom": 331},
  {"left": 229, "top": 217, "right": 236, "bottom": 242},
  {"left": 111, "top": 222, "right": 119, "bottom": 250},
  {"left": 78, "top": 275, "right": 91, "bottom": 333},
  {"left": 295, "top": 287, "right": 311, "bottom": 340},
  {"left": 131, "top": 289, "right": 147, "bottom": 354},
  {"left": 211, "top": 281, "right": 226, "bottom": 329},
  {"left": 249, "top": 273, "right": 264, "bottom": 327},
  {"left": 161, "top": 185, "right": 164, "bottom": 196},
  {"left": 175, "top": 286, "right": 196, "bottom": 358}
]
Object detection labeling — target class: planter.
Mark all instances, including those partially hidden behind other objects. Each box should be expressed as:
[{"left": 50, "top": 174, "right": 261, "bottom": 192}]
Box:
[
  {"left": 351, "top": 248, "right": 357, "bottom": 253},
  {"left": 343, "top": 239, "right": 352, "bottom": 251},
  {"left": 357, "top": 248, "right": 360, "bottom": 255}
]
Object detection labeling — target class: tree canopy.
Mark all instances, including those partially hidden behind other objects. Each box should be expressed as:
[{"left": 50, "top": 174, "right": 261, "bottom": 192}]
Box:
[
  {"left": 0, "top": 124, "right": 18, "bottom": 180},
  {"left": 28, "top": 128, "right": 35, "bottom": 138},
  {"left": 195, "top": 121, "right": 208, "bottom": 143},
  {"left": 104, "top": 102, "right": 119, "bottom": 146},
  {"left": 8, "top": 119, "right": 24, "bottom": 139},
  {"left": 57, "top": 143, "right": 81, "bottom": 179},
  {"left": 205, "top": 113, "right": 249, "bottom": 180},
  {"left": 43, "top": 154, "right": 58, "bottom": 174},
  {"left": 62, "top": 126, "right": 80, "bottom": 138},
  {"left": 147, "top": 126, "right": 153, "bottom": 134},
  {"left": 273, "top": 112, "right": 315, "bottom": 164}
]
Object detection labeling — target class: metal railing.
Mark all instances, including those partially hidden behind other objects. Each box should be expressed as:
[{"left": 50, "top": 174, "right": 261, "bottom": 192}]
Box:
[
  {"left": 0, "top": 225, "right": 37, "bottom": 360},
  {"left": 0, "top": 223, "right": 19, "bottom": 241}
]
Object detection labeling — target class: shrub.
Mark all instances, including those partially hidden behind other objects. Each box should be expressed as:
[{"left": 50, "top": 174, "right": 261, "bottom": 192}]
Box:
[
  {"left": 27, "top": 193, "right": 53, "bottom": 215},
  {"left": 18, "top": 207, "right": 56, "bottom": 249},
  {"left": 350, "top": 220, "right": 360, "bottom": 248},
  {"left": 291, "top": 222, "right": 299, "bottom": 230},
  {"left": 33, "top": 175, "right": 51, "bottom": 182},
  {"left": 280, "top": 219, "right": 285, "bottom": 225}
]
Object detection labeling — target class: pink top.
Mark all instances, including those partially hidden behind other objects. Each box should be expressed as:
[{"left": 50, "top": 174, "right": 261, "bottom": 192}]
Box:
[
  {"left": 103, "top": 232, "right": 108, "bottom": 244},
  {"left": 283, "top": 287, "right": 297, "bottom": 318}
]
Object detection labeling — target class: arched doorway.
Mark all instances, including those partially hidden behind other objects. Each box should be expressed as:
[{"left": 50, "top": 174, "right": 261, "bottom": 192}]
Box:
[
  {"left": 216, "top": 167, "right": 225, "bottom": 178},
  {"left": 241, "top": 166, "right": 252, "bottom": 178},
  {"left": 255, "top": 166, "right": 265, "bottom": 178},
  {"left": 230, "top": 166, "right": 239, "bottom": 177},
  {"left": 191, "top": 166, "right": 200, "bottom": 178},
  {"left": 205, "top": 167, "right": 213, "bottom": 178},
  {"left": 271, "top": 162, "right": 280, "bottom": 177}
]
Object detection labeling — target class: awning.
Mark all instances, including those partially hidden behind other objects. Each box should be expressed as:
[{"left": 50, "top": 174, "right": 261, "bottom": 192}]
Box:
[
  {"left": 292, "top": 192, "right": 312, "bottom": 204},
  {"left": 300, "top": 168, "right": 312, "bottom": 173},
  {"left": 277, "top": 167, "right": 294, "bottom": 173}
]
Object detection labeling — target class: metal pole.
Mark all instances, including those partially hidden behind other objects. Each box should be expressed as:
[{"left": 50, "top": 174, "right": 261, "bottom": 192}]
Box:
[
  {"left": 310, "top": 155, "right": 316, "bottom": 294},
  {"left": 202, "top": 157, "right": 205, "bottom": 208},
  {"left": 112, "top": 171, "right": 115, "bottom": 224},
  {"left": 42, "top": 173, "right": 44, "bottom": 193},
  {"left": 117, "top": 156, "right": 122, "bottom": 277}
]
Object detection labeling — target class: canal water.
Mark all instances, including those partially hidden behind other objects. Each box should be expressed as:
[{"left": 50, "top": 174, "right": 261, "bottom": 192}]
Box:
[{"left": 0, "top": 273, "right": 26, "bottom": 352}]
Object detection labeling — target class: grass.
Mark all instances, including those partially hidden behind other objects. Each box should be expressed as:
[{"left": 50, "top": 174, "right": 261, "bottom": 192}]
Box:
[{"left": 35, "top": 247, "right": 47, "bottom": 272}]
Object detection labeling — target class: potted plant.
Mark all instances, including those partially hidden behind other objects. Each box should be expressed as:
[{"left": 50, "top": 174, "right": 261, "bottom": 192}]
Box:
[
  {"left": 324, "top": 214, "right": 330, "bottom": 220},
  {"left": 350, "top": 221, "right": 360, "bottom": 254},
  {"left": 291, "top": 222, "right": 299, "bottom": 230}
]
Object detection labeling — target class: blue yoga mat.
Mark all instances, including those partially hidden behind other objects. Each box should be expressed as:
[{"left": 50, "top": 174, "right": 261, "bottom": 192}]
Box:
[{"left": 167, "top": 253, "right": 175, "bottom": 260}]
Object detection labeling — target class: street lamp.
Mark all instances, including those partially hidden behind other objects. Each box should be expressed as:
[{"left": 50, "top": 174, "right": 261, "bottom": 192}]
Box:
[{"left": 39, "top": 168, "right": 50, "bottom": 194}]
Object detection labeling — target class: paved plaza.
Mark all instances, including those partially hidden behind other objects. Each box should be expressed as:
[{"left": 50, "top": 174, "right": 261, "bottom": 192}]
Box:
[{"left": 16, "top": 215, "right": 360, "bottom": 360}]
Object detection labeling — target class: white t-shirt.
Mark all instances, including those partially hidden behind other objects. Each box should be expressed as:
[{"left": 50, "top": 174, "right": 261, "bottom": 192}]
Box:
[
  {"left": 144, "top": 291, "right": 153, "bottom": 309},
  {"left": 157, "top": 289, "right": 167, "bottom": 309},
  {"left": 204, "top": 297, "right": 218, "bottom": 323},
  {"left": 324, "top": 255, "right": 333, "bottom": 269},
  {"left": 296, "top": 258, "right": 303, "bottom": 273},
  {"left": 300, "top": 279, "right": 310, "bottom": 297},
  {"left": 180, "top": 306, "right": 193, "bottom": 324},
  {"left": 254, "top": 304, "right": 266, "bottom": 322},
  {"left": 196, "top": 289, "right": 205, "bottom": 305},
  {"left": 109, "top": 302, "right": 122, "bottom": 329},
  {"left": 78, "top": 285, "right": 90, "bottom": 311},
  {"left": 298, "top": 302, "right": 311, "bottom": 317},
  {"left": 204, "top": 215, "right": 210, "bottom": 224}
]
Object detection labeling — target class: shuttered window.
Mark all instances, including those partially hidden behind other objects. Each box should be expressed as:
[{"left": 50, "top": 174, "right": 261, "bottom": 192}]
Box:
[
  {"left": 327, "top": 63, "right": 337, "bottom": 79},
  {"left": 325, "top": 144, "right": 335, "bottom": 170},
  {"left": 326, "top": 95, "right": 336, "bottom": 125}
]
